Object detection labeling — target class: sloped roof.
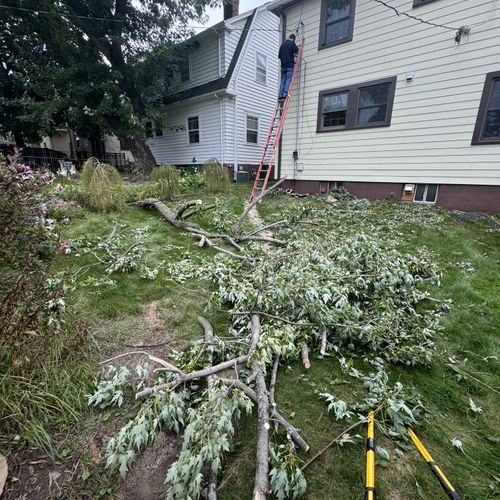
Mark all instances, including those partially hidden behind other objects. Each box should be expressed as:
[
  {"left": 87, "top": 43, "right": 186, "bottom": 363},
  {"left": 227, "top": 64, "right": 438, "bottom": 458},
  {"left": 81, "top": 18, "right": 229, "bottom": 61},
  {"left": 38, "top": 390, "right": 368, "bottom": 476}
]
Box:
[{"left": 163, "top": 9, "right": 257, "bottom": 104}]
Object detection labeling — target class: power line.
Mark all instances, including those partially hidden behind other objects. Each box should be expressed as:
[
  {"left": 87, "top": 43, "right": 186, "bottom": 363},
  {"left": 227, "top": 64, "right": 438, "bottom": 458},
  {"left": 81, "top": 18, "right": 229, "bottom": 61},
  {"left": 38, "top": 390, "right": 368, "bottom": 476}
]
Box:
[
  {"left": 371, "top": 0, "right": 463, "bottom": 32},
  {"left": 0, "top": 4, "right": 280, "bottom": 31}
]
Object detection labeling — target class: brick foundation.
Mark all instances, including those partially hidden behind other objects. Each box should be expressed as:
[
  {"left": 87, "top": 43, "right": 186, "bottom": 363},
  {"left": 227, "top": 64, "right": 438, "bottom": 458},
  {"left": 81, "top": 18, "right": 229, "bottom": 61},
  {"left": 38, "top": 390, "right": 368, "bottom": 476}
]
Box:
[{"left": 282, "top": 180, "right": 500, "bottom": 212}]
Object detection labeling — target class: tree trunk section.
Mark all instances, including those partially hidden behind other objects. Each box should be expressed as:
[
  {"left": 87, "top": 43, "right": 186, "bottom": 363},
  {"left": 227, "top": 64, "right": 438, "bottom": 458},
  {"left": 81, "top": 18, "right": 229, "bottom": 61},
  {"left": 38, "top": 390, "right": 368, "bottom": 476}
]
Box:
[{"left": 116, "top": 131, "right": 157, "bottom": 172}]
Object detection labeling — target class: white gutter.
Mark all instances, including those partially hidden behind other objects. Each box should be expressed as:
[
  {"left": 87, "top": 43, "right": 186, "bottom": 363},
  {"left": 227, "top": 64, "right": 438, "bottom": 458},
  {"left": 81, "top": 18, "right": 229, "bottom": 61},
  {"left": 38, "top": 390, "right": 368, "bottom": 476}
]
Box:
[{"left": 215, "top": 29, "right": 223, "bottom": 77}]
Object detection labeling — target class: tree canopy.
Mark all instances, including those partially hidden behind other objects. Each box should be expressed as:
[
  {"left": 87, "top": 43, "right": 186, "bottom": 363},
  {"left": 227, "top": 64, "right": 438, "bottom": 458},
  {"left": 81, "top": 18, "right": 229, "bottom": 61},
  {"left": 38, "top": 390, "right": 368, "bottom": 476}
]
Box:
[{"left": 0, "top": 0, "right": 217, "bottom": 169}]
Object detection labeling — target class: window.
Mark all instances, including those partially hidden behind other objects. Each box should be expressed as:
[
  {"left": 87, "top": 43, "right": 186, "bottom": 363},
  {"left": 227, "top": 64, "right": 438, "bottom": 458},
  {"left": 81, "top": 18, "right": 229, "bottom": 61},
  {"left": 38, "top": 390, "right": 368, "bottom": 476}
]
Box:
[
  {"left": 155, "top": 119, "right": 163, "bottom": 137},
  {"left": 187, "top": 116, "right": 200, "bottom": 144},
  {"left": 180, "top": 56, "right": 190, "bottom": 82},
  {"left": 317, "top": 76, "right": 396, "bottom": 132},
  {"left": 145, "top": 121, "right": 153, "bottom": 138},
  {"left": 414, "top": 184, "right": 438, "bottom": 204},
  {"left": 246, "top": 115, "right": 259, "bottom": 144},
  {"left": 145, "top": 120, "right": 163, "bottom": 138},
  {"left": 256, "top": 53, "right": 267, "bottom": 84},
  {"left": 319, "top": 0, "right": 356, "bottom": 50},
  {"left": 472, "top": 70, "right": 500, "bottom": 145},
  {"left": 413, "top": 0, "right": 439, "bottom": 7}
]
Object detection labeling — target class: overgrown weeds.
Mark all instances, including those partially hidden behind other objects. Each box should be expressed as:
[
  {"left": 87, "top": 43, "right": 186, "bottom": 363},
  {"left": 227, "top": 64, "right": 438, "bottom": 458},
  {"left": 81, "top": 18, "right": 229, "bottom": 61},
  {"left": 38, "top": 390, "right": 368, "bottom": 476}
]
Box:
[
  {"left": 81, "top": 158, "right": 126, "bottom": 211},
  {"left": 204, "top": 159, "right": 231, "bottom": 193},
  {"left": 146, "top": 164, "right": 180, "bottom": 199},
  {"left": 0, "top": 157, "right": 92, "bottom": 455}
]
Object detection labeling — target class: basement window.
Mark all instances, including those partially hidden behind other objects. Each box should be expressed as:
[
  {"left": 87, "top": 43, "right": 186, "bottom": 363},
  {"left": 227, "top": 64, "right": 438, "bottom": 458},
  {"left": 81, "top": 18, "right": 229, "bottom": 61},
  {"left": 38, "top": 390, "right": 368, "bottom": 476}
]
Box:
[
  {"left": 187, "top": 116, "right": 200, "bottom": 144},
  {"left": 472, "top": 70, "right": 500, "bottom": 145},
  {"left": 317, "top": 76, "right": 397, "bottom": 132},
  {"left": 414, "top": 184, "right": 438, "bottom": 204},
  {"left": 246, "top": 115, "right": 259, "bottom": 144},
  {"left": 319, "top": 0, "right": 356, "bottom": 49}
]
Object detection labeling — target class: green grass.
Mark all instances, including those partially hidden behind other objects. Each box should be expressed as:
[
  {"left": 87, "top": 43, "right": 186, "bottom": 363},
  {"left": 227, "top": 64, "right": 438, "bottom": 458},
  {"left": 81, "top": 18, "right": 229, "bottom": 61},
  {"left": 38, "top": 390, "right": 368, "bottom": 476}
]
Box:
[
  {"left": 218, "top": 197, "right": 500, "bottom": 499},
  {"left": 25, "top": 183, "right": 499, "bottom": 498}
]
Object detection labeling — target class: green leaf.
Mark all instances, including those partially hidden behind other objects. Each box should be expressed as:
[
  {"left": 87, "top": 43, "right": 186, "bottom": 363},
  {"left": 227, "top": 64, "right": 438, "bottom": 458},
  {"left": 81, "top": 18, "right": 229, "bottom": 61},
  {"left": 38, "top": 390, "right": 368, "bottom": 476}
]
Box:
[{"left": 82, "top": 469, "right": 91, "bottom": 481}]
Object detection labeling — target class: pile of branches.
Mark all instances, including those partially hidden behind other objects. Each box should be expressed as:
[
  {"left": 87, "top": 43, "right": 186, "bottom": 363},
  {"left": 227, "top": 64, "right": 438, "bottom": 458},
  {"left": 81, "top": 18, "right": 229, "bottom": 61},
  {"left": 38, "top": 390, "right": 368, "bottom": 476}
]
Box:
[{"left": 90, "top": 182, "right": 448, "bottom": 499}]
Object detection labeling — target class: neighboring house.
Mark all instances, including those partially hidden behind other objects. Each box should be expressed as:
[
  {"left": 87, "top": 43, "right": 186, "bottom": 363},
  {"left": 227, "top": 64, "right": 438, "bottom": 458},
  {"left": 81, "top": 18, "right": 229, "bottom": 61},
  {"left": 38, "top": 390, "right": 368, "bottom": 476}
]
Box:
[
  {"left": 39, "top": 129, "right": 133, "bottom": 168},
  {"left": 269, "top": 0, "right": 500, "bottom": 211},
  {"left": 146, "top": 3, "right": 280, "bottom": 178}
]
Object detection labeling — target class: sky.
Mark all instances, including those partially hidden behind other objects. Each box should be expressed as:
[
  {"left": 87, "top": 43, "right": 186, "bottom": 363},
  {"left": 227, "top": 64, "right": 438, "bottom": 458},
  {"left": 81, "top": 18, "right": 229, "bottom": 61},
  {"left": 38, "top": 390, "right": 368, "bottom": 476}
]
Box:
[{"left": 201, "top": 0, "right": 270, "bottom": 29}]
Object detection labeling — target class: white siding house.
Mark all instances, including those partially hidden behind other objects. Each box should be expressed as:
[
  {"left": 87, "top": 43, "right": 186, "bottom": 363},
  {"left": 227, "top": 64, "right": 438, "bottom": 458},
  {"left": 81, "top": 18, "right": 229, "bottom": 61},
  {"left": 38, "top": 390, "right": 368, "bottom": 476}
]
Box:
[
  {"left": 269, "top": 0, "right": 500, "bottom": 211},
  {"left": 146, "top": 5, "right": 280, "bottom": 177}
]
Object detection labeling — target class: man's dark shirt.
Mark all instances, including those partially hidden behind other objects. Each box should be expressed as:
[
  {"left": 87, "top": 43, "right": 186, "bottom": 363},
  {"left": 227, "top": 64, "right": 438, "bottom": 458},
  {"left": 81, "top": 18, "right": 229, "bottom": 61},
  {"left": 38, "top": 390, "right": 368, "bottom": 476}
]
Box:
[{"left": 278, "top": 39, "right": 298, "bottom": 69}]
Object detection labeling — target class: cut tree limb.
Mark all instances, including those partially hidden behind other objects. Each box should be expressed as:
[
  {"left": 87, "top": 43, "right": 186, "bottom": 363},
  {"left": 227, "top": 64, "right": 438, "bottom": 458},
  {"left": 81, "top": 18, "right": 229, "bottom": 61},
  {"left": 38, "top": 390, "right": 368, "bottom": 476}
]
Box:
[
  {"left": 182, "top": 204, "right": 217, "bottom": 220},
  {"left": 199, "top": 316, "right": 218, "bottom": 500},
  {"left": 235, "top": 177, "right": 287, "bottom": 236},
  {"left": 250, "top": 314, "right": 270, "bottom": 500},
  {"left": 220, "top": 378, "right": 309, "bottom": 453},
  {"left": 320, "top": 332, "right": 327, "bottom": 356},
  {"left": 176, "top": 200, "right": 202, "bottom": 220},
  {"left": 302, "top": 343, "right": 311, "bottom": 369},
  {"left": 136, "top": 354, "right": 249, "bottom": 398}
]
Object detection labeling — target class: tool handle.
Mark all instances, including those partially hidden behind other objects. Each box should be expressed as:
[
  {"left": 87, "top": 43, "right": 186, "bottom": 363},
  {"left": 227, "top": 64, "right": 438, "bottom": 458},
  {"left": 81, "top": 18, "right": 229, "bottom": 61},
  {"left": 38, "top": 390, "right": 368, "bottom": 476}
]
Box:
[{"left": 428, "top": 462, "right": 462, "bottom": 500}]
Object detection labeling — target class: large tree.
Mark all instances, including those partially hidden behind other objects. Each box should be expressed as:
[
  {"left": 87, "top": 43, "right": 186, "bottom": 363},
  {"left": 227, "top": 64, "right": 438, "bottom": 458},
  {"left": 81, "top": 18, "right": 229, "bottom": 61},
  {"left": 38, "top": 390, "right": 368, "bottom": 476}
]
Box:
[{"left": 0, "top": 0, "right": 216, "bottom": 170}]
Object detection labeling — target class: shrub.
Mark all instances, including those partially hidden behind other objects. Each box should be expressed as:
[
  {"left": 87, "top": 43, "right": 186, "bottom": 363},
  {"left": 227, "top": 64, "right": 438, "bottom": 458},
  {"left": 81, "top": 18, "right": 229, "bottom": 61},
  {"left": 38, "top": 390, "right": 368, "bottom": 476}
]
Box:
[
  {"left": 0, "top": 156, "right": 92, "bottom": 454},
  {"left": 80, "top": 158, "right": 126, "bottom": 211},
  {"left": 203, "top": 159, "right": 231, "bottom": 193},
  {"left": 179, "top": 171, "right": 205, "bottom": 194},
  {"left": 146, "top": 164, "right": 180, "bottom": 199}
]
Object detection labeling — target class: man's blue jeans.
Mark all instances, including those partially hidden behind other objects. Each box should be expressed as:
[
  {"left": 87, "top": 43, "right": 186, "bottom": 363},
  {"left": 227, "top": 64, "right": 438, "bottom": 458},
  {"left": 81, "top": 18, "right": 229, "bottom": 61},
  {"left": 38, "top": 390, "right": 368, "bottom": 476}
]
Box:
[{"left": 279, "top": 67, "right": 294, "bottom": 98}]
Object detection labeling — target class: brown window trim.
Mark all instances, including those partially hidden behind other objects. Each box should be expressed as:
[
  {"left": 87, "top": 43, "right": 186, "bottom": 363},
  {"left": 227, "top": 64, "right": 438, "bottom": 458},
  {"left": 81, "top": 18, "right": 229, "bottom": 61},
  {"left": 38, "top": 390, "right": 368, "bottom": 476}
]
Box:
[
  {"left": 472, "top": 70, "right": 500, "bottom": 145},
  {"left": 318, "top": 0, "right": 356, "bottom": 51},
  {"left": 316, "top": 76, "right": 397, "bottom": 133},
  {"left": 413, "top": 0, "right": 439, "bottom": 7}
]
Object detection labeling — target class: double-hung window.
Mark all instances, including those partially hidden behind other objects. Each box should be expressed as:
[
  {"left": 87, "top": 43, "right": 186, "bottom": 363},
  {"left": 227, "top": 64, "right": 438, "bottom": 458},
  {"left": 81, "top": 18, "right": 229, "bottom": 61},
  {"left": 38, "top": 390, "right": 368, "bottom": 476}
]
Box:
[
  {"left": 188, "top": 116, "right": 200, "bottom": 144},
  {"left": 472, "top": 70, "right": 500, "bottom": 145},
  {"left": 246, "top": 115, "right": 259, "bottom": 144},
  {"left": 317, "top": 76, "right": 397, "bottom": 132},
  {"left": 319, "top": 0, "right": 356, "bottom": 49},
  {"left": 256, "top": 53, "right": 267, "bottom": 84},
  {"left": 145, "top": 120, "right": 163, "bottom": 138}
]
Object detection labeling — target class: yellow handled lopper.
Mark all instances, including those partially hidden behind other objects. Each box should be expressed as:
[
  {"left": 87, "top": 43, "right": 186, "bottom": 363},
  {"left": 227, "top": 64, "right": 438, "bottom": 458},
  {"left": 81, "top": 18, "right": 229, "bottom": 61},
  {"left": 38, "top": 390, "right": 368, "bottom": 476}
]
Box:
[
  {"left": 365, "top": 411, "right": 376, "bottom": 500},
  {"left": 407, "top": 427, "right": 461, "bottom": 500}
]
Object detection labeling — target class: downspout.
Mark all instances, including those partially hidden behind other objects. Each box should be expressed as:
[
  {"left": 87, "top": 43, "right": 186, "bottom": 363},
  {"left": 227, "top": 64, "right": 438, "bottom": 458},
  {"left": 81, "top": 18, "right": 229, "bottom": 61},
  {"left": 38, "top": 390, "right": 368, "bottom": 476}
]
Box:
[
  {"left": 214, "top": 93, "right": 224, "bottom": 166},
  {"left": 231, "top": 9, "right": 259, "bottom": 180},
  {"left": 215, "top": 29, "right": 223, "bottom": 77}
]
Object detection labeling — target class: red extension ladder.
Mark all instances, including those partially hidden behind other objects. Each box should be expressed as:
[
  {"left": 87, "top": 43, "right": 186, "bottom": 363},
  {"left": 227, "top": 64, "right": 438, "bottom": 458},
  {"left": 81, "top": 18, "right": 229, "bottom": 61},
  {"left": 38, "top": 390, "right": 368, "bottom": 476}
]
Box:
[{"left": 250, "top": 39, "right": 304, "bottom": 199}]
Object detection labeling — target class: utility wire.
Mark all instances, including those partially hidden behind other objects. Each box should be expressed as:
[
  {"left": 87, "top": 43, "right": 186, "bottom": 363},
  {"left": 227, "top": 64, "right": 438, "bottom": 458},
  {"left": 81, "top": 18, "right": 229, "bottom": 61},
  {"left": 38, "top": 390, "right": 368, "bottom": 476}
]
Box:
[
  {"left": 0, "top": 4, "right": 280, "bottom": 31},
  {"left": 372, "top": 0, "right": 464, "bottom": 31}
]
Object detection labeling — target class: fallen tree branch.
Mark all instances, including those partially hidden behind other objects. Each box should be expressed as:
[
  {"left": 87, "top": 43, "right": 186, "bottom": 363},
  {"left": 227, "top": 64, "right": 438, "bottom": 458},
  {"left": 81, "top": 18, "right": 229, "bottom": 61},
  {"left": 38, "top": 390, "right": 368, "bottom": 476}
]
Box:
[
  {"left": 320, "top": 332, "right": 327, "bottom": 356},
  {"left": 301, "top": 343, "right": 311, "bottom": 369},
  {"left": 301, "top": 402, "right": 385, "bottom": 471},
  {"left": 220, "top": 378, "right": 309, "bottom": 452},
  {"left": 231, "top": 311, "right": 313, "bottom": 327},
  {"left": 269, "top": 355, "right": 280, "bottom": 407},
  {"left": 250, "top": 314, "right": 270, "bottom": 500},
  {"left": 198, "top": 316, "right": 218, "bottom": 500},
  {"left": 235, "top": 177, "right": 287, "bottom": 236},
  {"left": 195, "top": 234, "right": 255, "bottom": 262},
  {"left": 182, "top": 204, "right": 217, "bottom": 220},
  {"left": 136, "top": 354, "right": 250, "bottom": 398},
  {"left": 176, "top": 200, "right": 202, "bottom": 220}
]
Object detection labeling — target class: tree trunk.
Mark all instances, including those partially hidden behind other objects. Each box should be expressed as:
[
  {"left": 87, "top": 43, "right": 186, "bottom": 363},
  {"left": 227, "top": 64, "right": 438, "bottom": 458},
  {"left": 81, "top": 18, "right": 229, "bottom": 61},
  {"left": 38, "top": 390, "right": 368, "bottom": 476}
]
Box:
[
  {"left": 13, "top": 129, "right": 25, "bottom": 148},
  {"left": 116, "top": 131, "right": 157, "bottom": 172}
]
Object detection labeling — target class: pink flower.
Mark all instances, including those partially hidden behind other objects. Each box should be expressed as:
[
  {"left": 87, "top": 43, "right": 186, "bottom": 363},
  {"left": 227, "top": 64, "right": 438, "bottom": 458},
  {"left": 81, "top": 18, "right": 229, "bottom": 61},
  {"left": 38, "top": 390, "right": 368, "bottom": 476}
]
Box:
[{"left": 59, "top": 241, "right": 71, "bottom": 253}]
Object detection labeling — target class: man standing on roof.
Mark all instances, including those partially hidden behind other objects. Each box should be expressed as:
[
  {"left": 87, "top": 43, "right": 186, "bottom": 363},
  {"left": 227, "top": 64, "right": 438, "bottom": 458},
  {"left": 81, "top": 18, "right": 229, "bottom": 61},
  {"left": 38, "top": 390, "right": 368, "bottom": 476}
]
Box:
[{"left": 278, "top": 33, "right": 299, "bottom": 100}]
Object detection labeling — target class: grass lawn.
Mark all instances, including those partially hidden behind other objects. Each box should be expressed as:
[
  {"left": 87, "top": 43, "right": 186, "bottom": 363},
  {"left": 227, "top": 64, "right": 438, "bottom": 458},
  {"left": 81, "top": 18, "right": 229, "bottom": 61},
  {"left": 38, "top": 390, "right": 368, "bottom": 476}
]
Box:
[{"left": 9, "top": 181, "right": 498, "bottom": 499}]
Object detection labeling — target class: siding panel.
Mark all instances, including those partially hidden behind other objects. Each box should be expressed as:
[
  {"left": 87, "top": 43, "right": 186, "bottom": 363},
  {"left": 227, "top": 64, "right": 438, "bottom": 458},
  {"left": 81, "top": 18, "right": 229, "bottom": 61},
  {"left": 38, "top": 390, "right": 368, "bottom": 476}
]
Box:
[{"left": 279, "top": 0, "right": 500, "bottom": 185}]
